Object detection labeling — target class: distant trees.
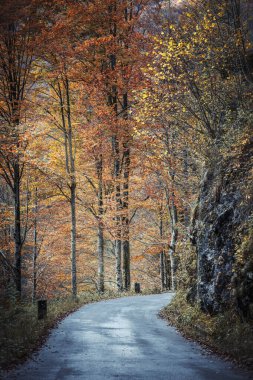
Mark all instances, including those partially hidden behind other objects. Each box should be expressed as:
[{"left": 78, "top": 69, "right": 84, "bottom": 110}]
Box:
[
  {"left": 0, "top": 0, "right": 159, "bottom": 299},
  {"left": 0, "top": 0, "right": 251, "bottom": 302}
]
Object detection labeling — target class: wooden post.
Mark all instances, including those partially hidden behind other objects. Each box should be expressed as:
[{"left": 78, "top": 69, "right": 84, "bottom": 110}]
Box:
[
  {"left": 134, "top": 282, "right": 141, "bottom": 293},
  {"left": 38, "top": 300, "right": 47, "bottom": 320}
]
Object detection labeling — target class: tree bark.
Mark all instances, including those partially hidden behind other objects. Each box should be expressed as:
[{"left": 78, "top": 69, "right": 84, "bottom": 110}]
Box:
[
  {"left": 160, "top": 251, "right": 165, "bottom": 290},
  {"left": 122, "top": 137, "right": 130, "bottom": 290},
  {"left": 115, "top": 238, "right": 122, "bottom": 291},
  {"left": 121, "top": 6, "right": 132, "bottom": 292},
  {"left": 122, "top": 238, "right": 130, "bottom": 290},
  {"left": 169, "top": 193, "right": 178, "bottom": 291},
  {"left": 112, "top": 134, "right": 123, "bottom": 291},
  {"left": 159, "top": 209, "right": 165, "bottom": 290},
  {"left": 97, "top": 220, "right": 104, "bottom": 293},
  {"left": 32, "top": 187, "right": 38, "bottom": 303},
  {"left": 163, "top": 252, "right": 169, "bottom": 289},
  {"left": 70, "top": 182, "right": 77, "bottom": 297},
  {"left": 96, "top": 154, "right": 104, "bottom": 293},
  {"left": 66, "top": 76, "right": 77, "bottom": 298},
  {"left": 164, "top": 129, "right": 178, "bottom": 291},
  {"left": 108, "top": 30, "right": 123, "bottom": 290},
  {"left": 14, "top": 160, "right": 22, "bottom": 295}
]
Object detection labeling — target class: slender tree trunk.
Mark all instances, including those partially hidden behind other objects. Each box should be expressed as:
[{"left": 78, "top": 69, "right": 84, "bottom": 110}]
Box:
[
  {"left": 121, "top": 4, "right": 133, "bottom": 291},
  {"left": 108, "top": 29, "right": 123, "bottom": 290},
  {"left": 122, "top": 238, "right": 130, "bottom": 290},
  {"left": 112, "top": 139, "right": 123, "bottom": 292},
  {"left": 169, "top": 193, "right": 178, "bottom": 291},
  {"left": 164, "top": 129, "right": 178, "bottom": 291},
  {"left": 122, "top": 90, "right": 131, "bottom": 291},
  {"left": 163, "top": 253, "right": 169, "bottom": 289},
  {"left": 112, "top": 134, "right": 123, "bottom": 291},
  {"left": 159, "top": 206, "right": 169, "bottom": 290},
  {"left": 96, "top": 154, "right": 104, "bottom": 293},
  {"left": 183, "top": 148, "right": 190, "bottom": 227},
  {"left": 160, "top": 251, "right": 165, "bottom": 290},
  {"left": 13, "top": 160, "right": 22, "bottom": 295},
  {"left": 97, "top": 221, "right": 104, "bottom": 293},
  {"left": 32, "top": 187, "right": 38, "bottom": 303},
  {"left": 159, "top": 209, "right": 165, "bottom": 290},
  {"left": 122, "top": 139, "right": 130, "bottom": 290},
  {"left": 70, "top": 182, "right": 77, "bottom": 297},
  {"left": 66, "top": 76, "right": 77, "bottom": 297},
  {"left": 115, "top": 239, "right": 122, "bottom": 290}
]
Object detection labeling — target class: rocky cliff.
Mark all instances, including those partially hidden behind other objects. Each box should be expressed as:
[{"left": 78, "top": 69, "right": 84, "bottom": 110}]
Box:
[{"left": 191, "top": 137, "right": 253, "bottom": 318}]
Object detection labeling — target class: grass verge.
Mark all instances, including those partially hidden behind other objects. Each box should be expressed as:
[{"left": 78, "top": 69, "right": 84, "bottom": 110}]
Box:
[{"left": 160, "top": 290, "right": 253, "bottom": 368}]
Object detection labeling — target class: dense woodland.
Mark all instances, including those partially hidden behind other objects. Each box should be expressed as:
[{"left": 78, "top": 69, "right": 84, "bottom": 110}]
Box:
[{"left": 0, "top": 0, "right": 252, "bottom": 331}]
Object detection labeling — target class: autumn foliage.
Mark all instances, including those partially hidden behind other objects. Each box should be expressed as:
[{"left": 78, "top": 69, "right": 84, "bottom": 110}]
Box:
[{"left": 0, "top": 0, "right": 252, "bottom": 302}]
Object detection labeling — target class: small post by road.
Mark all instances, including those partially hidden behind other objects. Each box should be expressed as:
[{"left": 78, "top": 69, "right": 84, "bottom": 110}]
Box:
[
  {"left": 38, "top": 300, "right": 47, "bottom": 320},
  {"left": 134, "top": 282, "right": 141, "bottom": 293}
]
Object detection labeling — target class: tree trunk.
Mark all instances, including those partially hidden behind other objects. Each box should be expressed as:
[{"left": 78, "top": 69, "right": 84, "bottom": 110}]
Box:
[
  {"left": 112, "top": 134, "right": 123, "bottom": 291},
  {"left": 109, "top": 39, "right": 123, "bottom": 291},
  {"left": 96, "top": 154, "right": 104, "bottom": 293},
  {"left": 122, "top": 238, "right": 130, "bottom": 290},
  {"left": 97, "top": 220, "right": 104, "bottom": 293},
  {"left": 70, "top": 182, "right": 77, "bottom": 297},
  {"left": 115, "top": 238, "right": 122, "bottom": 291},
  {"left": 169, "top": 195, "right": 178, "bottom": 291},
  {"left": 66, "top": 76, "right": 77, "bottom": 297},
  {"left": 14, "top": 160, "right": 22, "bottom": 295},
  {"left": 164, "top": 129, "right": 178, "bottom": 291},
  {"left": 32, "top": 187, "right": 38, "bottom": 303},
  {"left": 122, "top": 136, "right": 130, "bottom": 291},
  {"left": 163, "top": 253, "right": 169, "bottom": 289},
  {"left": 183, "top": 148, "right": 190, "bottom": 227},
  {"left": 121, "top": 4, "right": 132, "bottom": 290},
  {"left": 159, "top": 209, "right": 165, "bottom": 290},
  {"left": 160, "top": 251, "right": 165, "bottom": 290}
]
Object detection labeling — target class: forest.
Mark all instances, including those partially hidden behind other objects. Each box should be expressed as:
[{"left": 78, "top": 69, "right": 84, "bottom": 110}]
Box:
[{"left": 0, "top": 0, "right": 252, "bottom": 372}]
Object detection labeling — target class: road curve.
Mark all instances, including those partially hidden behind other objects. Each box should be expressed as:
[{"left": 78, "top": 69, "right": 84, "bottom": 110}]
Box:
[{"left": 2, "top": 293, "right": 252, "bottom": 380}]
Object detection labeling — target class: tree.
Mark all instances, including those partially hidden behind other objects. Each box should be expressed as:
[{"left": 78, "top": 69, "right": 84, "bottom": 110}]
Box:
[{"left": 0, "top": 0, "right": 39, "bottom": 295}]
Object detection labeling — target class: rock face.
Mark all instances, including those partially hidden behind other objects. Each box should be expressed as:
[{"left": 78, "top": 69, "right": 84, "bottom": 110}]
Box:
[{"left": 191, "top": 139, "right": 253, "bottom": 317}]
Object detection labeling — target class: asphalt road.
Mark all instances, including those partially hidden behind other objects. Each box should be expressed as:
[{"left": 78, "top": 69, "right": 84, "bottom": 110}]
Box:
[{"left": 2, "top": 293, "right": 253, "bottom": 380}]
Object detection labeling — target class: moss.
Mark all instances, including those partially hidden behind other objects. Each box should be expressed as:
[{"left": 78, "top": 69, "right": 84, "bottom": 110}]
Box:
[{"left": 161, "top": 291, "right": 253, "bottom": 367}]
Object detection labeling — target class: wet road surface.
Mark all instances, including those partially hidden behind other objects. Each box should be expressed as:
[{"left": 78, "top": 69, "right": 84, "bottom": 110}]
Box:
[{"left": 2, "top": 293, "right": 253, "bottom": 379}]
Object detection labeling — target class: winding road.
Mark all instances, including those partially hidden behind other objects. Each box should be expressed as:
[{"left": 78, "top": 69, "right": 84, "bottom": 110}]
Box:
[{"left": 3, "top": 293, "right": 252, "bottom": 380}]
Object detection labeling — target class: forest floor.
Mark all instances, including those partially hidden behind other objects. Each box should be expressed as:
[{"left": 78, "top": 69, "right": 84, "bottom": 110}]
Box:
[
  {"left": 161, "top": 291, "right": 253, "bottom": 370},
  {"left": 0, "top": 289, "right": 155, "bottom": 371}
]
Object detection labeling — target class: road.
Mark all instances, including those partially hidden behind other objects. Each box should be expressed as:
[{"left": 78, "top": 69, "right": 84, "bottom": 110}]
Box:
[{"left": 2, "top": 293, "right": 252, "bottom": 380}]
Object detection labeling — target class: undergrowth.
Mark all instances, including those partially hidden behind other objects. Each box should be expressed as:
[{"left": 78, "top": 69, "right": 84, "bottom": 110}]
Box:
[{"left": 161, "top": 290, "right": 253, "bottom": 368}]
